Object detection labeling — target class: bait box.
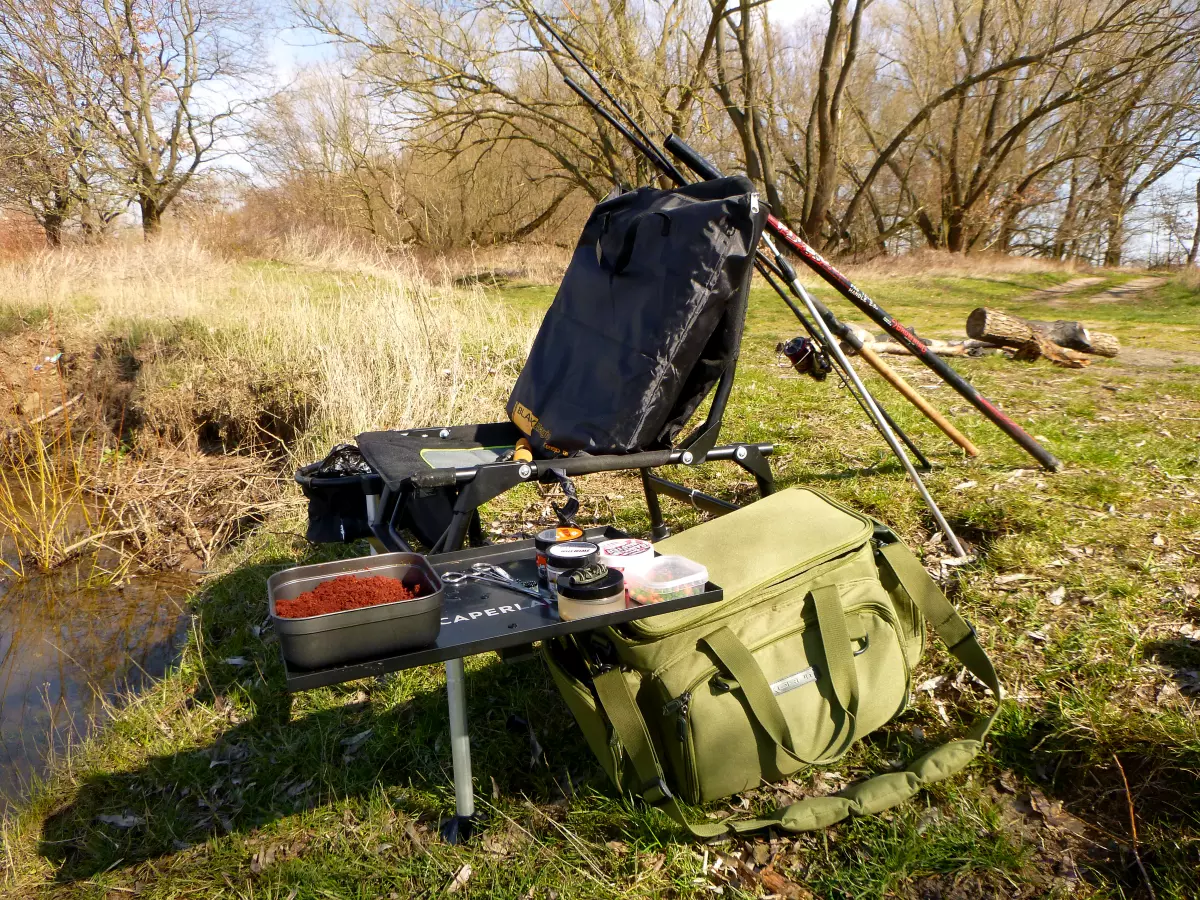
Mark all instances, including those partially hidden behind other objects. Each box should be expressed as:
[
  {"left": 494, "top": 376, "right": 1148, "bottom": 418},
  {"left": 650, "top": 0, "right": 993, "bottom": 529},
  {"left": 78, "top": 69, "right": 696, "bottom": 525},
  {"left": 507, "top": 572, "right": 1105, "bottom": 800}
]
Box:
[
  {"left": 268, "top": 552, "right": 444, "bottom": 670},
  {"left": 625, "top": 555, "right": 709, "bottom": 605}
]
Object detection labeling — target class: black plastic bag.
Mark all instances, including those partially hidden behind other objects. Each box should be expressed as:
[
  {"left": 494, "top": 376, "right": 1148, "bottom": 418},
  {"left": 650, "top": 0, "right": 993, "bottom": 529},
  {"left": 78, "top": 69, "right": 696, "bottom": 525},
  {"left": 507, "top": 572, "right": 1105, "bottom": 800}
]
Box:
[
  {"left": 314, "top": 443, "right": 373, "bottom": 477},
  {"left": 297, "top": 445, "right": 375, "bottom": 544},
  {"left": 507, "top": 176, "right": 766, "bottom": 455}
]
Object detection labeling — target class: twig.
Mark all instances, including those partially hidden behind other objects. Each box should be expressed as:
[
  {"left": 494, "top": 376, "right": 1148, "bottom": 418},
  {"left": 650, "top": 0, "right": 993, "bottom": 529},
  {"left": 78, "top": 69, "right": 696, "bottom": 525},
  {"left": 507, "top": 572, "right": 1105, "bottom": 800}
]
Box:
[
  {"left": 1113, "top": 753, "right": 1157, "bottom": 900},
  {"left": 1, "top": 393, "right": 84, "bottom": 442}
]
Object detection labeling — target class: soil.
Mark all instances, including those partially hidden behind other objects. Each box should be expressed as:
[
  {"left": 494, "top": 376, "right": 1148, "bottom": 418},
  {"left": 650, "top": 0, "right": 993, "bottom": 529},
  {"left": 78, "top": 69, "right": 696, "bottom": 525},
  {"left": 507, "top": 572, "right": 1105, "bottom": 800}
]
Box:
[
  {"left": 275, "top": 574, "right": 420, "bottom": 618},
  {"left": 0, "top": 327, "right": 69, "bottom": 431}
]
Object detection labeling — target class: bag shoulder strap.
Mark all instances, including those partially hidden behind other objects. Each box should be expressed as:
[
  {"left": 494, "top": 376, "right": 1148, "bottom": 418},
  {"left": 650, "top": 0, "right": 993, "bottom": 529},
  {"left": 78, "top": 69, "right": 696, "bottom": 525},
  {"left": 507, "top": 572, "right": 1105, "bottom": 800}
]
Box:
[{"left": 592, "top": 538, "right": 1002, "bottom": 836}]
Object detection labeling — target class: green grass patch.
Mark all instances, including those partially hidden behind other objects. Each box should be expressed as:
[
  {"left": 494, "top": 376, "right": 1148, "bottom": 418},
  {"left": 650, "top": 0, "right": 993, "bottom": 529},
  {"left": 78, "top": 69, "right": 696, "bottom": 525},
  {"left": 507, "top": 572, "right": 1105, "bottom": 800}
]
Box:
[
  {"left": 0, "top": 302, "right": 51, "bottom": 337},
  {"left": 5, "top": 265, "right": 1200, "bottom": 898}
]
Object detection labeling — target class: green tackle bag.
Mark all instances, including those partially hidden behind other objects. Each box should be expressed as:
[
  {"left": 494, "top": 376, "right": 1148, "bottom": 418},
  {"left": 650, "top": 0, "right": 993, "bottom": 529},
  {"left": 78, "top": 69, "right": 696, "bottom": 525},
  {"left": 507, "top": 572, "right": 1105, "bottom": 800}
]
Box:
[{"left": 542, "top": 487, "right": 1001, "bottom": 836}]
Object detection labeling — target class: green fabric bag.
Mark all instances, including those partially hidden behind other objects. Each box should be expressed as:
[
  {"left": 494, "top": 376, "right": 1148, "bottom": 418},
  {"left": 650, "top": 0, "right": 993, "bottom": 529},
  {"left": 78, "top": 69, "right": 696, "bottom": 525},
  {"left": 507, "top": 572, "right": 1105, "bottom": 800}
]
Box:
[{"left": 543, "top": 487, "right": 1002, "bottom": 836}]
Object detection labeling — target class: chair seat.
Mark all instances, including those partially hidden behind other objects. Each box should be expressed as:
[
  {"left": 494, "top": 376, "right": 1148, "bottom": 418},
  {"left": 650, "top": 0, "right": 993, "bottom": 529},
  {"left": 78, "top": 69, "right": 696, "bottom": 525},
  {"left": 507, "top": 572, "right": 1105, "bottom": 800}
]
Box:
[{"left": 357, "top": 423, "right": 524, "bottom": 492}]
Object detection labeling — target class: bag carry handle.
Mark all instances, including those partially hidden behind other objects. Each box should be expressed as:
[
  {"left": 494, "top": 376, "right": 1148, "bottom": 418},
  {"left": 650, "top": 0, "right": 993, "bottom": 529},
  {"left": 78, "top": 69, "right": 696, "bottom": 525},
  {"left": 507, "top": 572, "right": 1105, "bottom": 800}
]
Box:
[
  {"left": 597, "top": 211, "right": 670, "bottom": 276},
  {"left": 592, "top": 538, "right": 1002, "bottom": 837},
  {"left": 698, "top": 588, "right": 861, "bottom": 772}
]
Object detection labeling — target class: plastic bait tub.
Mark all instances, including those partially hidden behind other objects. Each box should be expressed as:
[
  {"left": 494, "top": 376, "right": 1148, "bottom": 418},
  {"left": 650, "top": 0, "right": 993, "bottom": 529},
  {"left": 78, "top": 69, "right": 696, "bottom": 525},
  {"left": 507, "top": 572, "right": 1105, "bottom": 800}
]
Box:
[
  {"left": 268, "top": 552, "right": 443, "bottom": 669},
  {"left": 625, "top": 555, "right": 709, "bottom": 606}
]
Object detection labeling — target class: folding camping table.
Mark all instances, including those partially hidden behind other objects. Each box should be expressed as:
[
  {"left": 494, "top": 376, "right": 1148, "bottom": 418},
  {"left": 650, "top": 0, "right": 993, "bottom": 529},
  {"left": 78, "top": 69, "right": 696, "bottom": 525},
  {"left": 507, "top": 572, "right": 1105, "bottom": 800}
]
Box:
[{"left": 280, "top": 527, "right": 725, "bottom": 843}]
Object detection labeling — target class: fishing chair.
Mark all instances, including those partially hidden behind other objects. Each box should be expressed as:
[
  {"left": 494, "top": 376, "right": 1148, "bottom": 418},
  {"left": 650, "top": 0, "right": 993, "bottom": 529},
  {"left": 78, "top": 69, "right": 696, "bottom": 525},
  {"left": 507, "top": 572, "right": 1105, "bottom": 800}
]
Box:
[{"left": 297, "top": 178, "right": 776, "bottom": 556}]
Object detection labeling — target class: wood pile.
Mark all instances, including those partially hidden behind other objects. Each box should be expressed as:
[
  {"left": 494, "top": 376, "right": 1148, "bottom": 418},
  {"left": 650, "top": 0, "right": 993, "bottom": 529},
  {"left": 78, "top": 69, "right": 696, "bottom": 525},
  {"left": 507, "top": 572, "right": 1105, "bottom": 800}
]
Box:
[{"left": 843, "top": 308, "right": 1120, "bottom": 368}]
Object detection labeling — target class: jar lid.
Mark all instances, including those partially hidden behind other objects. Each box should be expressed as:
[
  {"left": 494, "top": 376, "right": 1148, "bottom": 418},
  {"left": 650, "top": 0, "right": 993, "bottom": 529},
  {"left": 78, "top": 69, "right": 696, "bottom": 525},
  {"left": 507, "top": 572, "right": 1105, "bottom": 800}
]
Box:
[
  {"left": 535, "top": 526, "right": 585, "bottom": 552},
  {"left": 546, "top": 541, "right": 598, "bottom": 570},
  {"left": 556, "top": 564, "right": 624, "bottom": 601}
]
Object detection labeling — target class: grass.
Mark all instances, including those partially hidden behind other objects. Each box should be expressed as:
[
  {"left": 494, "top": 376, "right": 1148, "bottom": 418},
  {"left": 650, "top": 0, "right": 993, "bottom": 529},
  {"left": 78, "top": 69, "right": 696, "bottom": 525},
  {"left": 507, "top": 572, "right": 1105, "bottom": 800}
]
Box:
[
  {"left": 1, "top": 242, "right": 1199, "bottom": 897},
  {"left": 0, "top": 233, "right": 536, "bottom": 461}
]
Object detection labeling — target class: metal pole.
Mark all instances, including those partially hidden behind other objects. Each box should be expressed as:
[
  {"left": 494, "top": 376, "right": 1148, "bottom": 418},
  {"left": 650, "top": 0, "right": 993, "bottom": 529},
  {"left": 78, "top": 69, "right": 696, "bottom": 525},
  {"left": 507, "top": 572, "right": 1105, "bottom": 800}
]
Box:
[
  {"left": 755, "top": 260, "right": 932, "bottom": 470},
  {"left": 365, "top": 493, "right": 382, "bottom": 556},
  {"left": 444, "top": 657, "right": 475, "bottom": 819},
  {"left": 781, "top": 261, "right": 966, "bottom": 558}
]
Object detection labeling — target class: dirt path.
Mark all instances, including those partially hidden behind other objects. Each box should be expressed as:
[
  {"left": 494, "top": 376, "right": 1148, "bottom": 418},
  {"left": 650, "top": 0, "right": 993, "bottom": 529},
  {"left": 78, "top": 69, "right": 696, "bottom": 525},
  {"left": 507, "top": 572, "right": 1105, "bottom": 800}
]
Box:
[
  {"left": 1034, "top": 275, "right": 1105, "bottom": 295},
  {"left": 1087, "top": 275, "right": 1167, "bottom": 303}
]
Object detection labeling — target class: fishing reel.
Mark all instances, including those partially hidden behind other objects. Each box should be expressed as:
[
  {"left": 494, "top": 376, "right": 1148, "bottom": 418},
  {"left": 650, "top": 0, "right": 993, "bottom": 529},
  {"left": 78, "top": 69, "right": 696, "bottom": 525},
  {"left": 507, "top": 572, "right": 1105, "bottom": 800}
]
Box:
[{"left": 778, "top": 336, "right": 833, "bottom": 381}]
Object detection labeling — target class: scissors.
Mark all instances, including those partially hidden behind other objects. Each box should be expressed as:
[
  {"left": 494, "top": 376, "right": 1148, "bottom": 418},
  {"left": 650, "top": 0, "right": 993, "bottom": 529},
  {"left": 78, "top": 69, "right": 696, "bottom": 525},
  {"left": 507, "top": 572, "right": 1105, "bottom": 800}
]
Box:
[{"left": 441, "top": 563, "right": 545, "bottom": 600}]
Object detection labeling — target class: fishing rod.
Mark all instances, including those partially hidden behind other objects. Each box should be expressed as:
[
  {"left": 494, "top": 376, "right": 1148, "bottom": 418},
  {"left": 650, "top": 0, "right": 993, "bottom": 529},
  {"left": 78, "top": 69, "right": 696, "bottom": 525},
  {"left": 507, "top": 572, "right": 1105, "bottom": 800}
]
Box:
[
  {"left": 755, "top": 247, "right": 933, "bottom": 470},
  {"left": 541, "top": 9, "right": 1043, "bottom": 469},
  {"left": 551, "top": 40, "right": 977, "bottom": 461},
  {"left": 664, "top": 136, "right": 1058, "bottom": 472},
  {"left": 557, "top": 69, "right": 970, "bottom": 555}
]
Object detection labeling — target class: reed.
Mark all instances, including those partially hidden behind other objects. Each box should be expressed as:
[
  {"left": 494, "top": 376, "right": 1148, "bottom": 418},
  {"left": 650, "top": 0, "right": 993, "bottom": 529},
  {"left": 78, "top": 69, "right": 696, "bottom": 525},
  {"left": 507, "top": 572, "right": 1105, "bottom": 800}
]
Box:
[{"left": 0, "top": 394, "right": 123, "bottom": 577}]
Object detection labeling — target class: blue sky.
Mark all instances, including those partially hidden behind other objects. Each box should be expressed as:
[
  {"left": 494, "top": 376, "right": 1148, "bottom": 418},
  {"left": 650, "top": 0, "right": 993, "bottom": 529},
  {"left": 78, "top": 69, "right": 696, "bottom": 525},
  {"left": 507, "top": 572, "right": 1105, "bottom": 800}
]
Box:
[{"left": 263, "top": 0, "right": 828, "bottom": 82}]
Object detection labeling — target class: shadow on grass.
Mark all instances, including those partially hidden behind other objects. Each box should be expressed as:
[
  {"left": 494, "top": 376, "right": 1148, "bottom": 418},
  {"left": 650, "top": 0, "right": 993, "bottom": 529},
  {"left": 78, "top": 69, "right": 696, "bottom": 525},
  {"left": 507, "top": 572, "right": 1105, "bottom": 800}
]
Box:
[
  {"left": 36, "top": 545, "right": 597, "bottom": 884},
  {"left": 30, "top": 542, "right": 1200, "bottom": 896},
  {"left": 990, "top": 694, "right": 1200, "bottom": 896}
]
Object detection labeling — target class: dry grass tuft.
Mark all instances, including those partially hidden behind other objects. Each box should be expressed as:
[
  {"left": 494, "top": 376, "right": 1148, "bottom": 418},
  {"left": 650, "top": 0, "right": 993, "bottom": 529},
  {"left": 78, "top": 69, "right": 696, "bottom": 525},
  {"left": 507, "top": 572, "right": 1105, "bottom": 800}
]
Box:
[
  {"left": 431, "top": 242, "right": 573, "bottom": 286},
  {"left": 843, "top": 249, "right": 1088, "bottom": 279},
  {"left": 92, "top": 446, "right": 290, "bottom": 570},
  {"left": 0, "top": 234, "right": 541, "bottom": 574},
  {"left": 0, "top": 234, "right": 537, "bottom": 462}
]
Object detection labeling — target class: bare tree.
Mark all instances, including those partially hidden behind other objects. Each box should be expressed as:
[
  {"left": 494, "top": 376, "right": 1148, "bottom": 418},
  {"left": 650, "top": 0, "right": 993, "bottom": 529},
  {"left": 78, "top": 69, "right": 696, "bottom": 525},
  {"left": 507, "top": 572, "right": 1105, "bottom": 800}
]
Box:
[
  {"left": 0, "top": 0, "right": 266, "bottom": 237},
  {"left": 1086, "top": 56, "right": 1200, "bottom": 265}
]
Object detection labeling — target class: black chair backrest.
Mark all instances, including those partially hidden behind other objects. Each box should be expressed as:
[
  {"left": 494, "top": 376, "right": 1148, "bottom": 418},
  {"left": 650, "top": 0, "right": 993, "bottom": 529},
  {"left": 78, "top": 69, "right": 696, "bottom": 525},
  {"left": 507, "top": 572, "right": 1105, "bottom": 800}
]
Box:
[{"left": 507, "top": 177, "right": 766, "bottom": 457}]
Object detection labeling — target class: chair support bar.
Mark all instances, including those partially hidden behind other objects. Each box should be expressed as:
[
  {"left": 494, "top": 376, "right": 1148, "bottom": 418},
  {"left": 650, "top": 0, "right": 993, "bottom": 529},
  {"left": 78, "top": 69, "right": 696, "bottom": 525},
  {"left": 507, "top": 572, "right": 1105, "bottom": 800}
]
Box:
[
  {"left": 377, "top": 443, "right": 775, "bottom": 555},
  {"left": 410, "top": 442, "right": 774, "bottom": 490}
]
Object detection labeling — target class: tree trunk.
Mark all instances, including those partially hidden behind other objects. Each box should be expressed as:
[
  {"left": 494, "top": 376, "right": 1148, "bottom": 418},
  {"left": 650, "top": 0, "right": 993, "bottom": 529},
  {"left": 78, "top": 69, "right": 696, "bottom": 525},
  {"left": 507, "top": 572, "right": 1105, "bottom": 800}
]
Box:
[
  {"left": 1103, "top": 178, "right": 1126, "bottom": 266},
  {"left": 966, "top": 307, "right": 1120, "bottom": 357},
  {"left": 1054, "top": 161, "right": 1080, "bottom": 260},
  {"left": 140, "top": 195, "right": 162, "bottom": 237},
  {"left": 1188, "top": 178, "right": 1200, "bottom": 266},
  {"left": 42, "top": 213, "right": 63, "bottom": 247},
  {"left": 946, "top": 213, "right": 966, "bottom": 253}
]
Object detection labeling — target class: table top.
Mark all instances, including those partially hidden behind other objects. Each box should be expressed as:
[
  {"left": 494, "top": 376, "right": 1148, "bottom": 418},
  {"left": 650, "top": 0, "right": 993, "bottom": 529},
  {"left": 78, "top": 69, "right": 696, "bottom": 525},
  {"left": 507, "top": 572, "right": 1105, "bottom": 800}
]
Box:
[{"left": 282, "top": 527, "right": 722, "bottom": 692}]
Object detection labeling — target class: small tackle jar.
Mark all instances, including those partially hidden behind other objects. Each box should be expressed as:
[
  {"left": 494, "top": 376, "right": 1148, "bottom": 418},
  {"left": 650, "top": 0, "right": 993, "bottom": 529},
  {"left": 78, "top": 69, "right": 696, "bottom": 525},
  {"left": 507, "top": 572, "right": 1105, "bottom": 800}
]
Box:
[
  {"left": 545, "top": 540, "right": 599, "bottom": 594},
  {"left": 534, "top": 526, "right": 585, "bottom": 589},
  {"left": 556, "top": 564, "right": 626, "bottom": 620}
]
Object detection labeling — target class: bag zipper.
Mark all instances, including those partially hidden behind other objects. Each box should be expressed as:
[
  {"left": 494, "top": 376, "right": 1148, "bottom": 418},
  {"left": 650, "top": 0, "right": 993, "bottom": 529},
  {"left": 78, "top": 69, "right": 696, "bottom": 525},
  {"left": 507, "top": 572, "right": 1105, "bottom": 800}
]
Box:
[
  {"left": 625, "top": 490, "right": 875, "bottom": 639},
  {"left": 660, "top": 599, "right": 908, "bottom": 792},
  {"left": 661, "top": 691, "right": 695, "bottom": 799}
]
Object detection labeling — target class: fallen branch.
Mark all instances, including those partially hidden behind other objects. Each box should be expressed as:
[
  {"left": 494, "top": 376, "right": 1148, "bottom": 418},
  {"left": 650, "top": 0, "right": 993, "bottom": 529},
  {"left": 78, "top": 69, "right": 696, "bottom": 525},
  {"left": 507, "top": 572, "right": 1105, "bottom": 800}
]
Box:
[
  {"left": 864, "top": 339, "right": 1003, "bottom": 357},
  {"left": 2, "top": 393, "right": 83, "bottom": 443}
]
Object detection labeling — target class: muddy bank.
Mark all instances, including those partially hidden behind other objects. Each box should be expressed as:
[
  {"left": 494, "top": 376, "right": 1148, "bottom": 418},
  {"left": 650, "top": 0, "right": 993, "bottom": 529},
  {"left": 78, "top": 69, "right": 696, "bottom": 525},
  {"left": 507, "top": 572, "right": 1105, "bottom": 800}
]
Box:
[{"left": 2, "top": 324, "right": 297, "bottom": 575}]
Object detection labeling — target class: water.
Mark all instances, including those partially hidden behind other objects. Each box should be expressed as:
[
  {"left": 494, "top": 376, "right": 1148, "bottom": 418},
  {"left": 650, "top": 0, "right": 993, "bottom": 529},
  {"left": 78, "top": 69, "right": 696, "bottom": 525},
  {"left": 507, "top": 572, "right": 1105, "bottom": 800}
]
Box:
[{"left": 0, "top": 561, "right": 193, "bottom": 812}]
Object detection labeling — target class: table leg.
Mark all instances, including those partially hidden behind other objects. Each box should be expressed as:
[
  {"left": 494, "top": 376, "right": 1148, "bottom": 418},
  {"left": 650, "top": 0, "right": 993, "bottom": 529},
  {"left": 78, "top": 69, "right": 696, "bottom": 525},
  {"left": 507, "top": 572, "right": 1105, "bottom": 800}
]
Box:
[{"left": 440, "top": 656, "right": 479, "bottom": 843}]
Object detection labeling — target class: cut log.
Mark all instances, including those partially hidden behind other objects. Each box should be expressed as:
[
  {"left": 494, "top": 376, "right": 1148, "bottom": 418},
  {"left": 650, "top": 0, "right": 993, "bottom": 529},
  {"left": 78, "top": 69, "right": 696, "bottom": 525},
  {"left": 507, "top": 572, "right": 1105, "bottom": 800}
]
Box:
[{"left": 966, "top": 307, "right": 1120, "bottom": 357}]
